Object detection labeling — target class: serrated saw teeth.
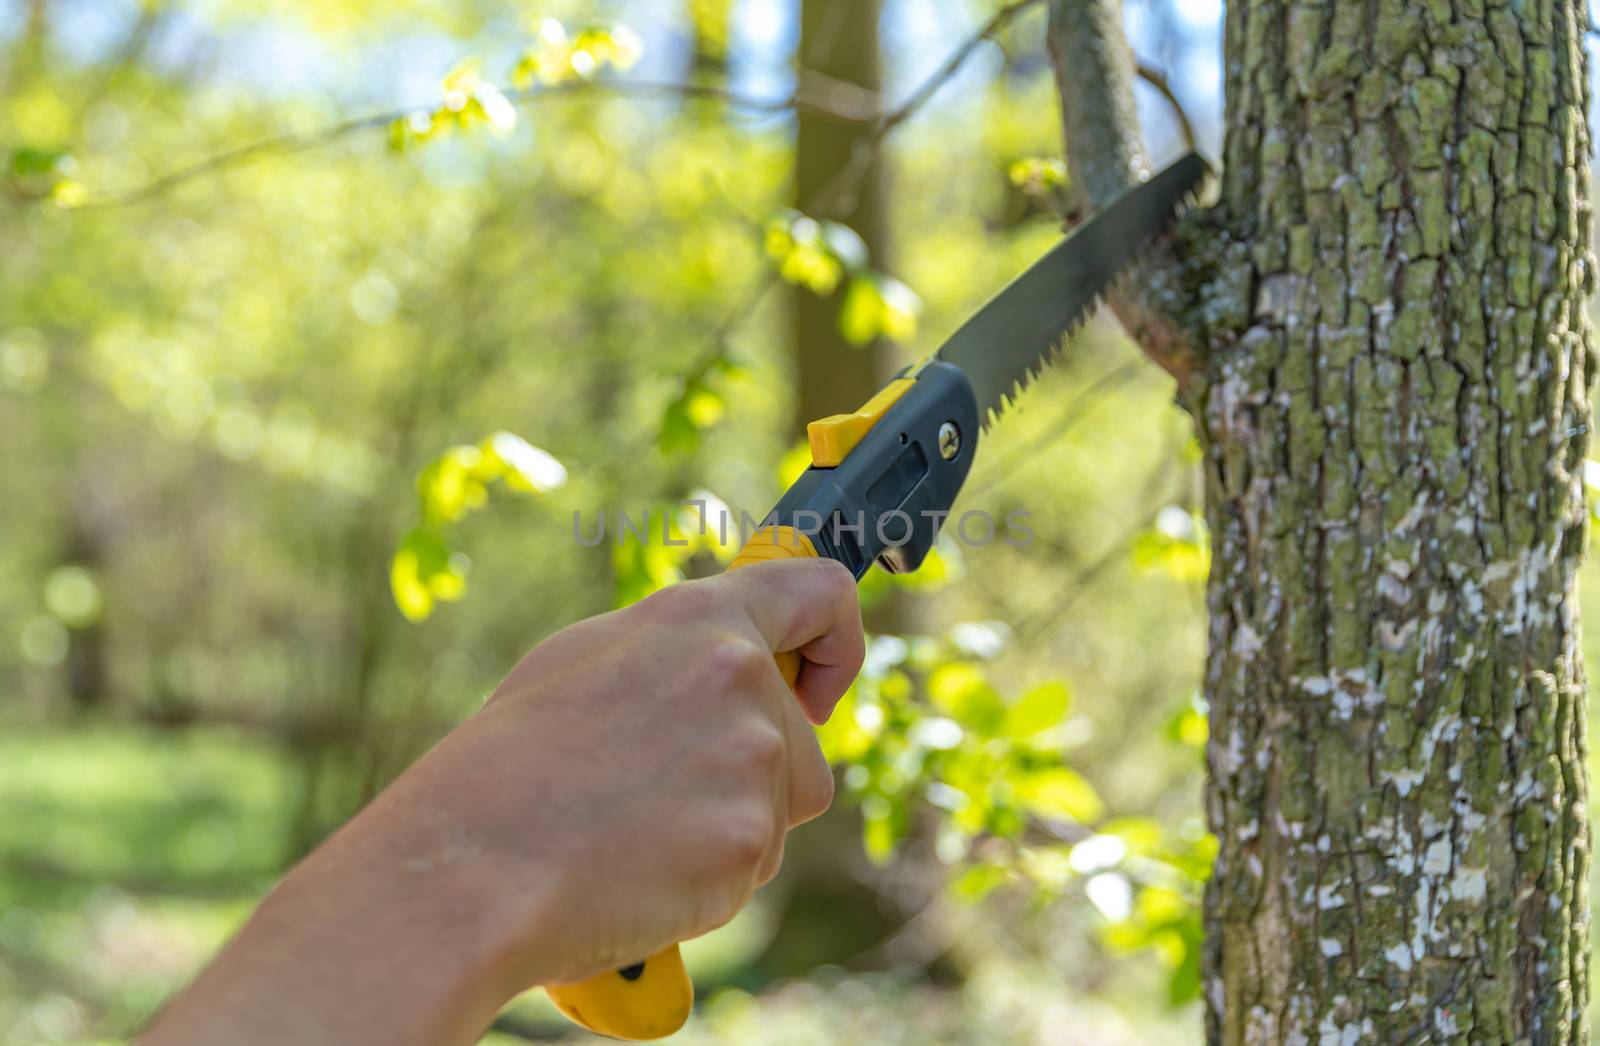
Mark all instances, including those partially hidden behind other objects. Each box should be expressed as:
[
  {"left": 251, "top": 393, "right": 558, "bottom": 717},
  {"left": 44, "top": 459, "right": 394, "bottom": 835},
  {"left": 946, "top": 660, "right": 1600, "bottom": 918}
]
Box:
[{"left": 935, "top": 151, "right": 1209, "bottom": 428}]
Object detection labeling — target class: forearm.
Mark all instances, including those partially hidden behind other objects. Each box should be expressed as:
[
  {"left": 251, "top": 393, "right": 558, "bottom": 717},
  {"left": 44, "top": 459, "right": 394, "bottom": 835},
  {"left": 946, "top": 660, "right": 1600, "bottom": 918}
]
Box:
[{"left": 140, "top": 774, "right": 541, "bottom": 1046}]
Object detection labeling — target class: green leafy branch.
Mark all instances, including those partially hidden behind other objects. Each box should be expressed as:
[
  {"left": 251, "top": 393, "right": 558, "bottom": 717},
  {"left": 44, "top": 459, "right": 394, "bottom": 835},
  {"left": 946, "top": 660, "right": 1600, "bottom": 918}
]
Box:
[
  {"left": 386, "top": 20, "right": 644, "bottom": 152},
  {"left": 818, "top": 629, "right": 1098, "bottom": 867},
  {"left": 650, "top": 205, "right": 925, "bottom": 463},
  {"left": 390, "top": 432, "right": 567, "bottom": 622},
  {"left": 815, "top": 621, "right": 1214, "bottom": 1005},
  {"left": 765, "top": 210, "right": 922, "bottom": 345},
  {"left": 22, "top": 2, "right": 1064, "bottom": 210},
  {"left": 25, "top": 19, "right": 874, "bottom": 210}
]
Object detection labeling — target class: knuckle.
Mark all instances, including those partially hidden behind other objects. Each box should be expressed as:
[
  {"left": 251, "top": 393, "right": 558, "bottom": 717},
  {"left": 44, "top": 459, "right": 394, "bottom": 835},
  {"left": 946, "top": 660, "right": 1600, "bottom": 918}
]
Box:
[
  {"left": 734, "top": 723, "right": 785, "bottom": 775},
  {"left": 815, "top": 558, "right": 857, "bottom": 603},
  {"left": 707, "top": 639, "right": 774, "bottom": 691},
  {"left": 723, "top": 807, "right": 775, "bottom": 871},
  {"left": 640, "top": 580, "right": 714, "bottom": 622}
]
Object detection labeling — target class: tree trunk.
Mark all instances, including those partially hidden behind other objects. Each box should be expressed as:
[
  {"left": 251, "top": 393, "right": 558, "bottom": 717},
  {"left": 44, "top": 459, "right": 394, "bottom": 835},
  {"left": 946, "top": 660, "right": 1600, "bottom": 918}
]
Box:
[
  {"left": 793, "top": 0, "right": 894, "bottom": 431},
  {"left": 1203, "top": 1, "right": 1593, "bottom": 1039},
  {"left": 752, "top": 0, "right": 911, "bottom": 981},
  {"left": 1050, "top": 0, "right": 1593, "bottom": 1039}
]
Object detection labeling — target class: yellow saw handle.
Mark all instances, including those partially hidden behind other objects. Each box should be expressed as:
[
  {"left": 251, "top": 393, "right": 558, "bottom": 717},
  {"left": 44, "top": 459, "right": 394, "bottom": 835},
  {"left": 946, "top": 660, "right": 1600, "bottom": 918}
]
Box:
[
  {"left": 545, "top": 362, "right": 979, "bottom": 1038},
  {"left": 544, "top": 526, "right": 815, "bottom": 1040}
]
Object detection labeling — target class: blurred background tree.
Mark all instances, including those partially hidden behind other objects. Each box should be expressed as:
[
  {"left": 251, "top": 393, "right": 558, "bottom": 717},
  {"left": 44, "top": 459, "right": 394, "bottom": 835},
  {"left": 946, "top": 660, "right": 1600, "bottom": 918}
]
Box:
[{"left": 0, "top": 1, "right": 1592, "bottom": 1043}]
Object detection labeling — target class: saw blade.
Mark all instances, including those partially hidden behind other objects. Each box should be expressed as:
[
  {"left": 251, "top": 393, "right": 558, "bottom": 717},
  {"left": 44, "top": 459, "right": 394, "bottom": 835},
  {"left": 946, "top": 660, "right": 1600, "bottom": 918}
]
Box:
[{"left": 932, "top": 151, "right": 1208, "bottom": 427}]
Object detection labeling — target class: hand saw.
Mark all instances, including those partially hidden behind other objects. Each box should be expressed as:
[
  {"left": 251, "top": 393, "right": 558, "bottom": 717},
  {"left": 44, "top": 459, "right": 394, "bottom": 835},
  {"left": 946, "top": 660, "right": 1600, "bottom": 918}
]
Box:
[{"left": 545, "top": 151, "right": 1208, "bottom": 1040}]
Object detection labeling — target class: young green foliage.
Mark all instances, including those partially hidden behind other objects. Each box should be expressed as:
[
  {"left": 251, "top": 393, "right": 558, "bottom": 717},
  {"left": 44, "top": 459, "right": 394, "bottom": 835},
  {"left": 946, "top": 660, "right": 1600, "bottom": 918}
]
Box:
[{"left": 391, "top": 432, "right": 566, "bottom": 622}]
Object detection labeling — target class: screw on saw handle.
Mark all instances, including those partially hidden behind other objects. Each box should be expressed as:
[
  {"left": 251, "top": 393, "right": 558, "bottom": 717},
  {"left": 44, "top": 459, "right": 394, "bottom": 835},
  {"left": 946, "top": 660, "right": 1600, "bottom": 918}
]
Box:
[{"left": 543, "top": 525, "right": 815, "bottom": 1041}]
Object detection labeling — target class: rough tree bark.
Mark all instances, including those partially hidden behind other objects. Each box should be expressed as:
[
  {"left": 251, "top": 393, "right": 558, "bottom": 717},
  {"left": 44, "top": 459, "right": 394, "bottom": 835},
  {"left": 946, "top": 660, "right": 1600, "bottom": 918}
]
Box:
[{"left": 1049, "top": 0, "right": 1593, "bottom": 1040}]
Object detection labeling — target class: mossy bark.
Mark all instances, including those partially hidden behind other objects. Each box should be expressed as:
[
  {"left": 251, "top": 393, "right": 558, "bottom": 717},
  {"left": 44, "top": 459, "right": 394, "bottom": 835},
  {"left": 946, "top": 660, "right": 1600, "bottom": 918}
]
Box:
[
  {"left": 1052, "top": 0, "right": 1595, "bottom": 1039},
  {"left": 1204, "top": 1, "right": 1595, "bottom": 1039}
]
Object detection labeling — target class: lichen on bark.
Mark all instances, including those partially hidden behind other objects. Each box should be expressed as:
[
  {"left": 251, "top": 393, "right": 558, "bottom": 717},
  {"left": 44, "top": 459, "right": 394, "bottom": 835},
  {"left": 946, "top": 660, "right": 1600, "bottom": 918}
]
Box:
[{"left": 1049, "top": 0, "right": 1596, "bottom": 1040}]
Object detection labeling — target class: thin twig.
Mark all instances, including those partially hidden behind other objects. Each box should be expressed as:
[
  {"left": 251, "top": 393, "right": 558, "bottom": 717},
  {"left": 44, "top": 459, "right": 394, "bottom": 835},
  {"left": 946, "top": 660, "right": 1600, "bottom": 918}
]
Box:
[
  {"left": 1135, "top": 61, "right": 1195, "bottom": 151},
  {"left": 961, "top": 358, "right": 1144, "bottom": 503},
  {"left": 59, "top": 1, "right": 1048, "bottom": 212},
  {"left": 1010, "top": 516, "right": 1147, "bottom": 642},
  {"left": 875, "top": 0, "right": 1046, "bottom": 140},
  {"left": 1013, "top": 453, "right": 1189, "bottom": 642},
  {"left": 66, "top": 79, "right": 881, "bottom": 209},
  {"left": 805, "top": 0, "right": 1047, "bottom": 218}
]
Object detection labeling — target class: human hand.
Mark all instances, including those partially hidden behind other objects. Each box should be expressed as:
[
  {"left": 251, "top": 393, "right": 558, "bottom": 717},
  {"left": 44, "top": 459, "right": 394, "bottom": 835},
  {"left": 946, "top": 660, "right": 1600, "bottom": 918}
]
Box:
[
  {"left": 417, "top": 555, "right": 865, "bottom": 989},
  {"left": 143, "top": 556, "right": 863, "bottom": 1046}
]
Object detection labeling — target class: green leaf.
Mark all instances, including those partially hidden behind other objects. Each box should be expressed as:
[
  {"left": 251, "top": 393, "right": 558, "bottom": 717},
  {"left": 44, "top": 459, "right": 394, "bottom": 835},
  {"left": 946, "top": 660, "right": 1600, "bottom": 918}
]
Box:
[
  {"left": 1007, "top": 157, "right": 1068, "bottom": 189},
  {"left": 950, "top": 862, "right": 1010, "bottom": 903},
  {"left": 838, "top": 275, "right": 881, "bottom": 345},
  {"left": 782, "top": 240, "right": 842, "bottom": 294},
  {"left": 1167, "top": 925, "right": 1202, "bottom": 1006},
  {"left": 838, "top": 273, "right": 921, "bottom": 346},
  {"left": 482, "top": 432, "right": 567, "bottom": 493},
  {"left": 390, "top": 527, "right": 469, "bottom": 622},
  {"left": 765, "top": 212, "right": 846, "bottom": 294},
  {"left": 1016, "top": 766, "right": 1103, "bottom": 824},
  {"left": 763, "top": 211, "right": 800, "bottom": 261},
  {"left": 1003, "top": 681, "right": 1070, "bottom": 737},
  {"left": 1165, "top": 694, "right": 1209, "bottom": 749},
  {"left": 874, "top": 274, "right": 920, "bottom": 342},
  {"left": 10, "top": 146, "right": 69, "bottom": 178},
  {"left": 1131, "top": 506, "right": 1210, "bottom": 581},
  {"left": 416, "top": 445, "right": 488, "bottom": 524},
  {"left": 927, "top": 662, "right": 1006, "bottom": 734}
]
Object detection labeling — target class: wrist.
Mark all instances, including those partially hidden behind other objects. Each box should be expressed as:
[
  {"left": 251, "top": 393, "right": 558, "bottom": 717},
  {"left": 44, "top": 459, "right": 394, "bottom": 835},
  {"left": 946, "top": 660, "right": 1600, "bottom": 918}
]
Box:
[
  {"left": 257, "top": 791, "right": 557, "bottom": 1042},
  {"left": 322, "top": 796, "right": 559, "bottom": 1004}
]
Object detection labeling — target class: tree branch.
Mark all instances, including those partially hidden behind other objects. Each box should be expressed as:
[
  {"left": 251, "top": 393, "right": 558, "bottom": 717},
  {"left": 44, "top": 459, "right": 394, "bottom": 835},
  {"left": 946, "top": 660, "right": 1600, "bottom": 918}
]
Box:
[
  {"left": 793, "top": 0, "right": 1047, "bottom": 219},
  {"left": 1046, "top": 0, "right": 1146, "bottom": 208},
  {"left": 57, "top": 1, "right": 1048, "bottom": 213},
  {"left": 67, "top": 78, "right": 882, "bottom": 209},
  {"left": 1135, "top": 61, "right": 1195, "bottom": 151},
  {"left": 875, "top": 0, "right": 1046, "bottom": 140},
  {"left": 1046, "top": 0, "right": 1215, "bottom": 390}
]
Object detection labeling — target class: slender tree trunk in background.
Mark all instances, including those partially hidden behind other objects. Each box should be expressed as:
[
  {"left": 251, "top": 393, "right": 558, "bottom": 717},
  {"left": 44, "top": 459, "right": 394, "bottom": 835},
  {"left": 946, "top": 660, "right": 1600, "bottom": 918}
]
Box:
[
  {"left": 60, "top": 508, "right": 108, "bottom": 709},
  {"left": 794, "top": 0, "right": 893, "bottom": 431},
  {"left": 1051, "top": 0, "right": 1593, "bottom": 1038},
  {"left": 752, "top": 0, "right": 917, "bottom": 981},
  {"left": 688, "top": 0, "right": 732, "bottom": 81}
]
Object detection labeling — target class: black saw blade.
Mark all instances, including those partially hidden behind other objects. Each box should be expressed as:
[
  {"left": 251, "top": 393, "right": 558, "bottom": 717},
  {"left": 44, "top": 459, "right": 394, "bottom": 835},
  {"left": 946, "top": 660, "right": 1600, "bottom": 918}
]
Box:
[{"left": 932, "top": 151, "right": 1209, "bottom": 426}]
